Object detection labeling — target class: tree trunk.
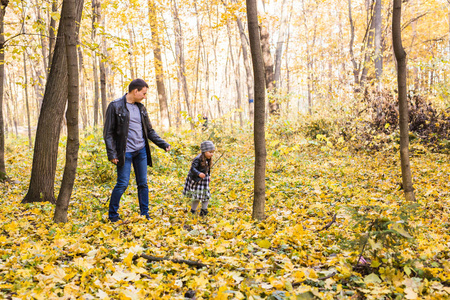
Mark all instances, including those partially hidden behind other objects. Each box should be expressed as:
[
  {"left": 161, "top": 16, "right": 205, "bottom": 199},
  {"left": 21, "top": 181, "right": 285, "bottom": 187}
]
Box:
[
  {"left": 23, "top": 51, "right": 32, "bottom": 149},
  {"left": 78, "top": 37, "right": 87, "bottom": 129},
  {"left": 226, "top": 20, "right": 243, "bottom": 127},
  {"left": 149, "top": 0, "right": 170, "bottom": 130},
  {"left": 172, "top": 0, "right": 193, "bottom": 128},
  {"left": 48, "top": 0, "right": 57, "bottom": 71},
  {"left": 127, "top": 23, "right": 136, "bottom": 79},
  {"left": 0, "top": 0, "right": 9, "bottom": 181},
  {"left": 348, "top": 0, "right": 360, "bottom": 88},
  {"left": 259, "top": 10, "right": 278, "bottom": 115},
  {"left": 392, "top": 0, "right": 415, "bottom": 202},
  {"left": 229, "top": 0, "right": 254, "bottom": 122},
  {"left": 360, "top": 0, "right": 375, "bottom": 87},
  {"left": 35, "top": 0, "right": 48, "bottom": 75},
  {"left": 274, "top": 0, "right": 288, "bottom": 91},
  {"left": 247, "top": 0, "right": 266, "bottom": 221},
  {"left": 22, "top": 0, "right": 83, "bottom": 204},
  {"left": 92, "top": 0, "right": 100, "bottom": 126},
  {"left": 54, "top": 0, "right": 82, "bottom": 223},
  {"left": 374, "top": 0, "right": 382, "bottom": 86},
  {"left": 96, "top": 1, "right": 107, "bottom": 120}
]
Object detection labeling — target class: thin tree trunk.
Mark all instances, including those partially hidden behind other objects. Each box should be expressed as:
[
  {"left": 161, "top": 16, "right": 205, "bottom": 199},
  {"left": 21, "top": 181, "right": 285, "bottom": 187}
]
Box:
[
  {"left": 35, "top": 0, "right": 48, "bottom": 75},
  {"left": 172, "top": 0, "right": 193, "bottom": 128},
  {"left": 22, "top": 0, "right": 83, "bottom": 204},
  {"left": 226, "top": 20, "right": 243, "bottom": 127},
  {"left": 392, "top": 0, "right": 415, "bottom": 202},
  {"left": 48, "top": 0, "right": 57, "bottom": 71},
  {"left": 273, "top": 0, "right": 288, "bottom": 91},
  {"left": 360, "top": 0, "right": 375, "bottom": 87},
  {"left": 259, "top": 7, "right": 277, "bottom": 115},
  {"left": 78, "top": 37, "right": 87, "bottom": 129},
  {"left": 97, "top": 1, "right": 107, "bottom": 120},
  {"left": 23, "top": 51, "right": 32, "bottom": 149},
  {"left": 232, "top": 0, "right": 254, "bottom": 122},
  {"left": 149, "top": 0, "right": 170, "bottom": 130},
  {"left": 54, "top": 0, "right": 82, "bottom": 223},
  {"left": 348, "top": 0, "right": 360, "bottom": 87},
  {"left": 0, "top": 0, "right": 9, "bottom": 181},
  {"left": 374, "top": 0, "right": 382, "bottom": 86},
  {"left": 92, "top": 0, "right": 99, "bottom": 126},
  {"left": 127, "top": 23, "right": 136, "bottom": 79},
  {"left": 247, "top": 0, "right": 266, "bottom": 221}
]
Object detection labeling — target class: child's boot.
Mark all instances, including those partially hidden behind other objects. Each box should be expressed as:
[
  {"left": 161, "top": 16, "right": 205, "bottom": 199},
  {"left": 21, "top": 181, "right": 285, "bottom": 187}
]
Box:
[
  {"left": 199, "top": 209, "right": 208, "bottom": 217},
  {"left": 190, "top": 209, "right": 196, "bottom": 214}
]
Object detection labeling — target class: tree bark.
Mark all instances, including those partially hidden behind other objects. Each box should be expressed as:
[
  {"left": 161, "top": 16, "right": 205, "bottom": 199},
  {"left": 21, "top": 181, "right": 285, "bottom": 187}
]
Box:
[
  {"left": 48, "top": 0, "right": 57, "bottom": 72},
  {"left": 348, "top": 0, "right": 360, "bottom": 88},
  {"left": 226, "top": 20, "right": 243, "bottom": 127},
  {"left": 97, "top": 1, "right": 107, "bottom": 120},
  {"left": 127, "top": 23, "right": 136, "bottom": 79},
  {"left": 22, "top": 51, "right": 32, "bottom": 149},
  {"left": 172, "top": 0, "right": 193, "bottom": 128},
  {"left": 273, "top": 0, "right": 288, "bottom": 92},
  {"left": 22, "top": 0, "right": 83, "bottom": 204},
  {"left": 360, "top": 0, "right": 375, "bottom": 87},
  {"left": 374, "top": 0, "right": 382, "bottom": 85},
  {"left": 259, "top": 8, "right": 278, "bottom": 115},
  {"left": 54, "top": 0, "right": 82, "bottom": 223},
  {"left": 392, "top": 0, "right": 415, "bottom": 202},
  {"left": 149, "top": 0, "right": 170, "bottom": 130},
  {"left": 235, "top": 14, "right": 254, "bottom": 122},
  {"left": 78, "top": 37, "right": 87, "bottom": 129},
  {"left": 247, "top": 0, "right": 266, "bottom": 221},
  {"left": 0, "top": 0, "right": 9, "bottom": 181},
  {"left": 92, "top": 0, "right": 100, "bottom": 126}
]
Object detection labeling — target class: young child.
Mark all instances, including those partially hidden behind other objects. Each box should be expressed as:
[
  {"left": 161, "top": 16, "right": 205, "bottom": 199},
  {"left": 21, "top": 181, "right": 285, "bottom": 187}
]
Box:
[{"left": 182, "top": 141, "right": 215, "bottom": 216}]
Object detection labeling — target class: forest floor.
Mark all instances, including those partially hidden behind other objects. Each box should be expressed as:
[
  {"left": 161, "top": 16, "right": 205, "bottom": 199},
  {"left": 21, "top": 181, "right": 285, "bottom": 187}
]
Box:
[{"left": 0, "top": 126, "right": 449, "bottom": 299}]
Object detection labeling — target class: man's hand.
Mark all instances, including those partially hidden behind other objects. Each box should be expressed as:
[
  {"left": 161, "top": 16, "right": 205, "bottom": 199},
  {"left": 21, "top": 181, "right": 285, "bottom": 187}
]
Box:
[
  {"left": 165, "top": 145, "right": 171, "bottom": 152},
  {"left": 111, "top": 158, "right": 119, "bottom": 165}
]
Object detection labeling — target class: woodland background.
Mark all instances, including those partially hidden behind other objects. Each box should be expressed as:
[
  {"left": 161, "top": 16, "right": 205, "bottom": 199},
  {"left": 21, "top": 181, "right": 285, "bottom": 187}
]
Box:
[{"left": 0, "top": 0, "right": 449, "bottom": 299}]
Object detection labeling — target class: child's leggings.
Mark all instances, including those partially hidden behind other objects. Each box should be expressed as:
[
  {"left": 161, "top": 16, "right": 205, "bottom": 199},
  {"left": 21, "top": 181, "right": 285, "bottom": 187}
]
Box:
[{"left": 191, "top": 199, "right": 209, "bottom": 210}]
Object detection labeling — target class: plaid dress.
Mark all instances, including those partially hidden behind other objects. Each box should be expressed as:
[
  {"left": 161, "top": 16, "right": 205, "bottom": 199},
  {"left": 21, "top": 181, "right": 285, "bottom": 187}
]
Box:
[
  {"left": 182, "top": 175, "right": 211, "bottom": 201},
  {"left": 182, "top": 156, "right": 211, "bottom": 201}
]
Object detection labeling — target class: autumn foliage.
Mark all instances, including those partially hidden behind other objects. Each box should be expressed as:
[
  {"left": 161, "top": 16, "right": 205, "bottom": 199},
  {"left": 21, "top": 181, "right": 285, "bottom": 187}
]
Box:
[{"left": 0, "top": 124, "right": 449, "bottom": 299}]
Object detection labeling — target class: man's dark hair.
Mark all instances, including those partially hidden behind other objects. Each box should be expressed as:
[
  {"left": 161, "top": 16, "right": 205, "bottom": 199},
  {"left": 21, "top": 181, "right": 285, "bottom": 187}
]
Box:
[{"left": 128, "top": 79, "right": 149, "bottom": 92}]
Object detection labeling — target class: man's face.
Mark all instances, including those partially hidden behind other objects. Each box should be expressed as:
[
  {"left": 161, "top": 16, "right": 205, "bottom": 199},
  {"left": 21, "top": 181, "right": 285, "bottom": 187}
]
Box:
[{"left": 133, "top": 87, "right": 148, "bottom": 103}]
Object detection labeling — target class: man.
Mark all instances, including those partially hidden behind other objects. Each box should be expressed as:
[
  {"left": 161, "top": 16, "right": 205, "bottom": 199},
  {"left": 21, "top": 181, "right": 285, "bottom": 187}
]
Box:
[{"left": 104, "top": 79, "right": 170, "bottom": 222}]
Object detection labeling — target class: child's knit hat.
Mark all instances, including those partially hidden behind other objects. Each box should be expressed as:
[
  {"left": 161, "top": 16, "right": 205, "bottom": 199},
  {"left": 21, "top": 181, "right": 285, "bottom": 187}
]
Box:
[{"left": 200, "top": 141, "right": 215, "bottom": 152}]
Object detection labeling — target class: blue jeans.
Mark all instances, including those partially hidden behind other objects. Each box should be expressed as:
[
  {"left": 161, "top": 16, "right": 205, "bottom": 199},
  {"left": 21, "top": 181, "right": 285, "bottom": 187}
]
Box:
[{"left": 109, "top": 147, "right": 149, "bottom": 220}]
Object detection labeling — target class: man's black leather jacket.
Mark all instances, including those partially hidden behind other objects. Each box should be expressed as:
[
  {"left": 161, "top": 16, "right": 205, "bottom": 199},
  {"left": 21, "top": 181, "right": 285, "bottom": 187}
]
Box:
[{"left": 103, "top": 95, "right": 169, "bottom": 167}]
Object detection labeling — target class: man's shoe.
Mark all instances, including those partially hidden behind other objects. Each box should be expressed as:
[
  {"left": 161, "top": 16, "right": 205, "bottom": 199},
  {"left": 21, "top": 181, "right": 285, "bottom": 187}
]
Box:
[
  {"left": 109, "top": 217, "right": 122, "bottom": 223},
  {"left": 144, "top": 215, "right": 151, "bottom": 220}
]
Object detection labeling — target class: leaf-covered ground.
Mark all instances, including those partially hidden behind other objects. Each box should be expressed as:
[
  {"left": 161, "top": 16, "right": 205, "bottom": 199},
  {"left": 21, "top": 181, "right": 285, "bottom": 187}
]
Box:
[{"left": 0, "top": 127, "right": 449, "bottom": 299}]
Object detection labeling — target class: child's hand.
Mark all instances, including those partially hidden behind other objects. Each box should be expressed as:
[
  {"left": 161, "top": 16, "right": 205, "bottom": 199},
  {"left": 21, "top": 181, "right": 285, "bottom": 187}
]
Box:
[{"left": 199, "top": 173, "right": 206, "bottom": 179}]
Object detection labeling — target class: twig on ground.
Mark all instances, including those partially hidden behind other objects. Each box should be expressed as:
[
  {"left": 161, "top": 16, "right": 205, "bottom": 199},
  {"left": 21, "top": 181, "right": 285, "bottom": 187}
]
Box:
[
  {"left": 138, "top": 254, "right": 207, "bottom": 269},
  {"left": 292, "top": 271, "right": 337, "bottom": 287},
  {"left": 315, "top": 213, "right": 337, "bottom": 232}
]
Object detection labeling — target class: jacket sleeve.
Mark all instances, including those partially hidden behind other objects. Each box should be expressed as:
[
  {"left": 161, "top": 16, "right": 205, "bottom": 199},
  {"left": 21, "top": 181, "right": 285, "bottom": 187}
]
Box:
[
  {"left": 189, "top": 156, "right": 203, "bottom": 181},
  {"left": 143, "top": 107, "right": 170, "bottom": 150},
  {"left": 103, "top": 103, "right": 117, "bottom": 161}
]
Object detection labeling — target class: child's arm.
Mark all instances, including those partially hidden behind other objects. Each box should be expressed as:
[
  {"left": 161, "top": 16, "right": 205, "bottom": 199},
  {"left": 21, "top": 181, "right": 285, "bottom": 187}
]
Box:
[{"left": 190, "top": 155, "right": 205, "bottom": 181}]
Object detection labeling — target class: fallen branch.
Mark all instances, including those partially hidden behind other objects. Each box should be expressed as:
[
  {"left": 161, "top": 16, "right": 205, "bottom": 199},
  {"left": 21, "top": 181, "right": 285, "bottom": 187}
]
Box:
[
  {"left": 315, "top": 213, "right": 337, "bottom": 232},
  {"left": 137, "top": 254, "right": 207, "bottom": 269},
  {"left": 292, "top": 271, "right": 337, "bottom": 287}
]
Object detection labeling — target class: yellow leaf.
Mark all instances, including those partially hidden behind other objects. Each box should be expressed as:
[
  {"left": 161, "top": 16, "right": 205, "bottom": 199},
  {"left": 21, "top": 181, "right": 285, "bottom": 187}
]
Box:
[
  {"left": 123, "top": 252, "right": 134, "bottom": 268},
  {"left": 257, "top": 239, "right": 271, "bottom": 249},
  {"left": 293, "top": 271, "right": 306, "bottom": 282}
]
